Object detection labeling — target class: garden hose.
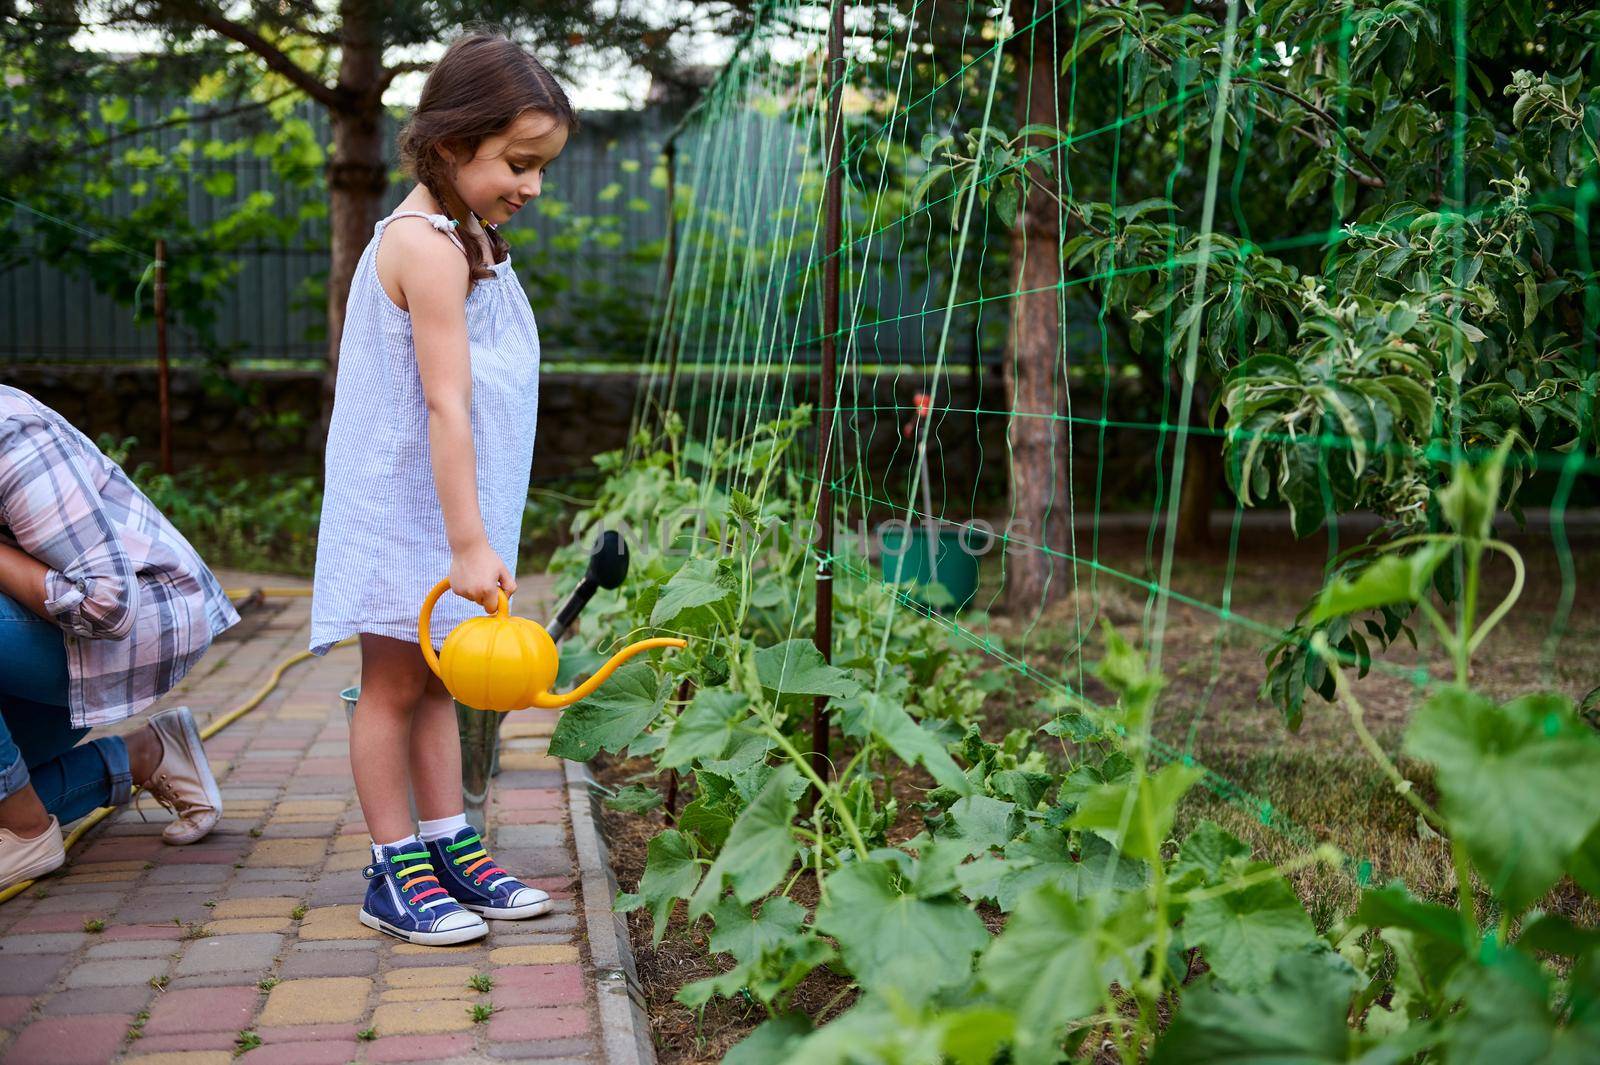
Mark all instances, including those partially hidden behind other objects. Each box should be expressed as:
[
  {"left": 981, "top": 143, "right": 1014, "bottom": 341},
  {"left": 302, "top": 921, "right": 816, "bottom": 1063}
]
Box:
[{"left": 0, "top": 587, "right": 350, "bottom": 906}]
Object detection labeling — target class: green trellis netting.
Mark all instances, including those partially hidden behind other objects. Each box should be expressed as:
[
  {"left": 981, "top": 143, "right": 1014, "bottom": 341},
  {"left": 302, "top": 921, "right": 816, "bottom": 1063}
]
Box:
[{"left": 626, "top": 0, "right": 1599, "bottom": 891}]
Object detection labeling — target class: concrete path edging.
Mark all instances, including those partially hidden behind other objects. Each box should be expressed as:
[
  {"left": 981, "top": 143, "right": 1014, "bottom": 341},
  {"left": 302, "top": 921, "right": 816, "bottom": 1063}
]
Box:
[{"left": 565, "top": 760, "right": 655, "bottom": 1065}]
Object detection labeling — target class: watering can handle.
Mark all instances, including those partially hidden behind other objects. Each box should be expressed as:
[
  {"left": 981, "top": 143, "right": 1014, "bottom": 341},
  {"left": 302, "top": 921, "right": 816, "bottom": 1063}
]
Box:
[{"left": 418, "top": 578, "right": 509, "bottom": 680}]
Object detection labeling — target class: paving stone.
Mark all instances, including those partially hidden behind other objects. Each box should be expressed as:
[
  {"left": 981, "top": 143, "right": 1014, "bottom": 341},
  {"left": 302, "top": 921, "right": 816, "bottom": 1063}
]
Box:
[
  {"left": 486, "top": 847, "right": 572, "bottom": 879},
  {"left": 382, "top": 966, "right": 478, "bottom": 990},
  {"left": 64, "top": 957, "right": 169, "bottom": 988},
  {"left": 245, "top": 839, "right": 326, "bottom": 868},
  {"left": 201, "top": 917, "right": 293, "bottom": 935},
  {"left": 323, "top": 849, "right": 367, "bottom": 872},
  {"left": 234, "top": 868, "right": 316, "bottom": 884},
  {"left": 34, "top": 891, "right": 124, "bottom": 914},
  {"left": 494, "top": 825, "right": 566, "bottom": 850},
  {"left": 363, "top": 1032, "right": 476, "bottom": 1062},
  {"left": 296, "top": 905, "right": 375, "bottom": 941},
  {"left": 233, "top": 1041, "right": 360, "bottom": 1065},
  {"left": 7, "top": 913, "right": 97, "bottom": 934},
  {"left": 484, "top": 1037, "right": 597, "bottom": 1060},
  {"left": 126, "top": 1031, "right": 241, "bottom": 1053},
  {"left": 486, "top": 1002, "right": 591, "bottom": 1042},
  {"left": 368, "top": 999, "right": 476, "bottom": 1035},
  {"left": 389, "top": 943, "right": 488, "bottom": 962},
  {"left": 487, "top": 944, "right": 580, "bottom": 966},
  {"left": 122, "top": 1052, "right": 235, "bottom": 1065},
  {"left": 112, "top": 897, "right": 214, "bottom": 925},
  {"left": 1, "top": 1013, "right": 131, "bottom": 1064},
  {"left": 145, "top": 865, "right": 229, "bottom": 886},
  {"left": 144, "top": 986, "right": 259, "bottom": 1035},
  {"left": 167, "top": 973, "right": 263, "bottom": 991},
  {"left": 377, "top": 987, "right": 477, "bottom": 1003},
  {"left": 254, "top": 1022, "right": 363, "bottom": 1043},
  {"left": 490, "top": 964, "right": 586, "bottom": 1008},
  {"left": 88, "top": 938, "right": 179, "bottom": 959},
  {"left": 40, "top": 985, "right": 152, "bottom": 1015},
  {"left": 258, "top": 977, "right": 371, "bottom": 1026},
  {"left": 209, "top": 897, "right": 300, "bottom": 920},
  {"left": 275, "top": 800, "right": 346, "bottom": 817},
  {"left": 102, "top": 923, "right": 186, "bottom": 942},
  {"left": 495, "top": 751, "right": 562, "bottom": 771},
  {"left": 277, "top": 948, "right": 377, "bottom": 979},
  {"left": 259, "top": 821, "right": 336, "bottom": 838},
  {"left": 174, "top": 933, "right": 282, "bottom": 976},
  {"left": 0, "top": 994, "right": 31, "bottom": 1028},
  {"left": 58, "top": 869, "right": 140, "bottom": 886},
  {"left": 493, "top": 770, "right": 565, "bottom": 789},
  {"left": 0, "top": 932, "right": 88, "bottom": 954},
  {"left": 484, "top": 931, "right": 575, "bottom": 949}
]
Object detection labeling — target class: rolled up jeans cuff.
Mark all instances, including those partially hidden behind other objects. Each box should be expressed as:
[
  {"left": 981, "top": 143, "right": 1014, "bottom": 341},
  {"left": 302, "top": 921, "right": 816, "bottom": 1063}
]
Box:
[
  {"left": 0, "top": 751, "right": 28, "bottom": 804},
  {"left": 91, "top": 736, "right": 133, "bottom": 807}
]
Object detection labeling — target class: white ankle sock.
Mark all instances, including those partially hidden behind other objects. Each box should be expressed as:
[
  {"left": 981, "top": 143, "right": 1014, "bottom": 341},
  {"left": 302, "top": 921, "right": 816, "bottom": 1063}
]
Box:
[
  {"left": 418, "top": 814, "right": 470, "bottom": 842},
  {"left": 371, "top": 834, "right": 421, "bottom": 860}
]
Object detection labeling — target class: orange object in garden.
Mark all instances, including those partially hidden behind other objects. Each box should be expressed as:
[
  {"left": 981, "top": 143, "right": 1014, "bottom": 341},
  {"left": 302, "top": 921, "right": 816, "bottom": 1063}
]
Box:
[{"left": 418, "top": 579, "right": 686, "bottom": 712}]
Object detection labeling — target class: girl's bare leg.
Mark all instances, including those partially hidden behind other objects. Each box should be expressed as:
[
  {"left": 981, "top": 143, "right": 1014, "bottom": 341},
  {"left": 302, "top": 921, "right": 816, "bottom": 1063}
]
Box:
[{"left": 349, "top": 634, "right": 430, "bottom": 843}]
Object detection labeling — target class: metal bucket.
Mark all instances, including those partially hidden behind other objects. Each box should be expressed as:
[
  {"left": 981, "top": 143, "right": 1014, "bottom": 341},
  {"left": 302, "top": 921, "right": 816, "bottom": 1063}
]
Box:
[{"left": 340, "top": 686, "right": 502, "bottom": 834}]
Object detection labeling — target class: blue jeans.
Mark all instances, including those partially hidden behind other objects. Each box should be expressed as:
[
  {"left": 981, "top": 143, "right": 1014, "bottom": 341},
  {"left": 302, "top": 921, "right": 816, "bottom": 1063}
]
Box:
[{"left": 0, "top": 592, "right": 132, "bottom": 823}]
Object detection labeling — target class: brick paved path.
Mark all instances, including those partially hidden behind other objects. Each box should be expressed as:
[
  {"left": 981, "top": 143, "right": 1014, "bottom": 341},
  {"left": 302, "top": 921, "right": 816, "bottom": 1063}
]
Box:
[{"left": 0, "top": 572, "right": 611, "bottom": 1065}]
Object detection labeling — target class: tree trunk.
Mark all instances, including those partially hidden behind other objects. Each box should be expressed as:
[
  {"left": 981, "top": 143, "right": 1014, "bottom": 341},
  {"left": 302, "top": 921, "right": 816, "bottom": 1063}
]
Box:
[
  {"left": 1176, "top": 432, "right": 1221, "bottom": 548},
  {"left": 1003, "top": 3, "right": 1071, "bottom": 616},
  {"left": 319, "top": 11, "right": 389, "bottom": 445}
]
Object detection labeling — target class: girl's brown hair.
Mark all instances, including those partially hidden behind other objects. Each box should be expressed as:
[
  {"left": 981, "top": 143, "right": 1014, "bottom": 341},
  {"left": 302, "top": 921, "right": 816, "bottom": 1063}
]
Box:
[{"left": 397, "top": 30, "right": 579, "bottom": 289}]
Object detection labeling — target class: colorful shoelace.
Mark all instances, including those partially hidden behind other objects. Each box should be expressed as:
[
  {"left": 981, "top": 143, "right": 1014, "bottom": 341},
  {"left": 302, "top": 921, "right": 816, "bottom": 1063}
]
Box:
[
  {"left": 446, "top": 833, "right": 507, "bottom": 887},
  {"left": 390, "top": 850, "right": 449, "bottom": 908}
]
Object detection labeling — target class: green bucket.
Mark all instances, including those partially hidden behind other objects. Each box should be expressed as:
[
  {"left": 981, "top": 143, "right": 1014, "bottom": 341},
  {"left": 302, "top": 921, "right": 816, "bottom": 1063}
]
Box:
[{"left": 878, "top": 524, "right": 982, "bottom": 612}]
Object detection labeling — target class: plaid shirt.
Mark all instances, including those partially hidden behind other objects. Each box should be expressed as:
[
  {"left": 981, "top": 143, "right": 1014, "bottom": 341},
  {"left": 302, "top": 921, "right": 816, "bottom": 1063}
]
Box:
[{"left": 0, "top": 386, "right": 238, "bottom": 728}]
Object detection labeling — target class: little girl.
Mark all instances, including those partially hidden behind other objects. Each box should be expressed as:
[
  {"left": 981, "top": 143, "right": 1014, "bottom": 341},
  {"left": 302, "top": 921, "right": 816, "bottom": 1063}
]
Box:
[{"left": 310, "top": 31, "right": 577, "bottom": 945}]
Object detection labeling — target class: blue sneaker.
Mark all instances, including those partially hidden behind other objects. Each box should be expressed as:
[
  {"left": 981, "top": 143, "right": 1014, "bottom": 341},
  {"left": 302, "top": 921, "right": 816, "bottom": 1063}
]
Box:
[
  {"left": 358, "top": 841, "right": 487, "bottom": 945},
  {"left": 425, "top": 827, "right": 552, "bottom": 920}
]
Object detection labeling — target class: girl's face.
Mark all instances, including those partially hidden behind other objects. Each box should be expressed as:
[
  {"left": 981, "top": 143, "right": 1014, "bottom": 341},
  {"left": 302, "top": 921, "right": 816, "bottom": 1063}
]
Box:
[{"left": 441, "top": 111, "right": 569, "bottom": 227}]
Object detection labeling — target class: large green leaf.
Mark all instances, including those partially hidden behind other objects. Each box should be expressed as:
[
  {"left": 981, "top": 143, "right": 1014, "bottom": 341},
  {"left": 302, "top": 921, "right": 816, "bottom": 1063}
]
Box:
[
  {"left": 707, "top": 895, "right": 808, "bottom": 963},
  {"left": 687, "top": 765, "right": 800, "bottom": 920},
  {"left": 1070, "top": 764, "right": 1204, "bottom": 862},
  {"left": 548, "top": 662, "right": 670, "bottom": 762},
  {"left": 1405, "top": 689, "right": 1600, "bottom": 913},
  {"left": 1152, "top": 950, "right": 1360, "bottom": 1064},
  {"left": 650, "top": 557, "right": 737, "bottom": 628},
  {"left": 754, "top": 639, "right": 861, "bottom": 699},
  {"left": 935, "top": 795, "right": 1022, "bottom": 857},
  {"left": 661, "top": 690, "right": 750, "bottom": 769},
  {"left": 1307, "top": 543, "right": 1451, "bottom": 624},
  {"left": 726, "top": 1014, "right": 812, "bottom": 1065},
  {"left": 980, "top": 884, "right": 1151, "bottom": 1065},
  {"left": 957, "top": 829, "right": 1145, "bottom": 912},
  {"left": 1183, "top": 863, "right": 1318, "bottom": 990},
  {"left": 839, "top": 691, "right": 972, "bottom": 795},
  {"left": 1170, "top": 821, "right": 1251, "bottom": 885},
  {"left": 1442, "top": 951, "right": 1600, "bottom": 1065},
  {"left": 812, "top": 859, "right": 990, "bottom": 1000},
  {"left": 636, "top": 829, "right": 702, "bottom": 945}
]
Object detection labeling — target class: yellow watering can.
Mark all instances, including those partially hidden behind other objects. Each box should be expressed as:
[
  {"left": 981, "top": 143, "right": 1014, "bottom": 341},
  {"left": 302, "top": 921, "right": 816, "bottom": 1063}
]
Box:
[{"left": 418, "top": 578, "right": 685, "bottom": 712}]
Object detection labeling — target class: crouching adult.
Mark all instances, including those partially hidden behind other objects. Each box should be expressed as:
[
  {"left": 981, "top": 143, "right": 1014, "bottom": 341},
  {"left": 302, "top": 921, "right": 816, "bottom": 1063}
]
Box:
[{"left": 0, "top": 385, "right": 240, "bottom": 889}]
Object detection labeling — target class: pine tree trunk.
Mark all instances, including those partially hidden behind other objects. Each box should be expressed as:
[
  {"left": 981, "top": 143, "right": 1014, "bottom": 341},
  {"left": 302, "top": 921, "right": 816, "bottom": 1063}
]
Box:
[{"left": 1002, "top": 5, "right": 1070, "bottom": 616}]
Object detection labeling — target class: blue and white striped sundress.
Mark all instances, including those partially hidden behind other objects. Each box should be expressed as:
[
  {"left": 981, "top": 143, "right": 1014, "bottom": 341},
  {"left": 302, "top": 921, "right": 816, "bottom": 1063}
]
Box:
[{"left": 310, "top": 210, "right": 540, "bottom": 656}]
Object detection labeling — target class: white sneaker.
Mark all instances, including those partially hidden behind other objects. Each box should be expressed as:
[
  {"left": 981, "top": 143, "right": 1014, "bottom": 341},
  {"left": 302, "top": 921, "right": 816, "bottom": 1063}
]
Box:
[
  {"left": 0, "top": 816, "right": 65, "bottom": 890},
  {"left": 143, "top": 707, "right": 223, "bottom": 845}
]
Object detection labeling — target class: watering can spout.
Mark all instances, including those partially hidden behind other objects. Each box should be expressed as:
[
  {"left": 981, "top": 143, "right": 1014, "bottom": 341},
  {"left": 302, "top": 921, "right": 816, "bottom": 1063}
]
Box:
[{"left": 530, "top": 637, "right": 688, "bottom": 709}]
